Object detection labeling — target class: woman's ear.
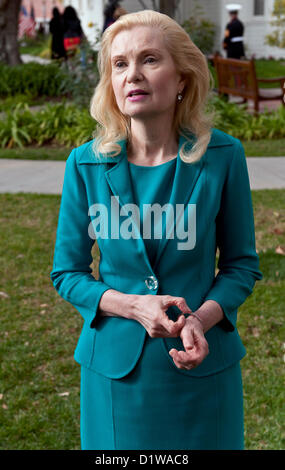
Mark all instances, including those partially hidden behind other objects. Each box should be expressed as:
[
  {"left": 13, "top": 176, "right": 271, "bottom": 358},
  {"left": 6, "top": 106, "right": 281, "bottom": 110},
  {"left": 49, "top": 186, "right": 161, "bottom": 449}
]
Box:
[{"left": 178, "top": 75, "right": 187, "bottom": 94}]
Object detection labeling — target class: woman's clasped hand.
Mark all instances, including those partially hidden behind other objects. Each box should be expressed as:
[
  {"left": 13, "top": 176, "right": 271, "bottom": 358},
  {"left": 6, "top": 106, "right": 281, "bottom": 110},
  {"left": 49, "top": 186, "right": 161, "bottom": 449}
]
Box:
[{"left": 132, "top": 294, "right": 209, "bottom": 371}]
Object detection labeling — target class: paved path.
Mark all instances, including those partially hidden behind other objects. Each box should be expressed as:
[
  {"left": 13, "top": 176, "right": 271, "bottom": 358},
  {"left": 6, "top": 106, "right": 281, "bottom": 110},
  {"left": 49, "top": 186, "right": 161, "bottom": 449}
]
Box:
[
  {"left": 0, "top": 159, "right": 65, "bottom": 195},
  {"left": 21, "top": 54, "right": 51, "bottom": 65},
  {"left": 0, "top": 157, "right": 284, "bottom": 194},
  {"left": 246, "top": 157, "right": 285, "bottom": 190}
]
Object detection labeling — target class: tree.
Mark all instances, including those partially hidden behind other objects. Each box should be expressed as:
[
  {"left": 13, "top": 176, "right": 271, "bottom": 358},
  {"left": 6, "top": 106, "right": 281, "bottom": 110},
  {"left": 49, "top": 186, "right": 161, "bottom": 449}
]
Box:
[
  {"left": 0, "top": 0, "right": 22, "bottom": 65},
  {"left": 182, "top": 2, "right": 216, "bottom": 55},
  {"left": 137, "top": 0, "right": 181, "bottom": 19},
  {"left": 265, "top": 0, "right": 285, "bottom": 49}
]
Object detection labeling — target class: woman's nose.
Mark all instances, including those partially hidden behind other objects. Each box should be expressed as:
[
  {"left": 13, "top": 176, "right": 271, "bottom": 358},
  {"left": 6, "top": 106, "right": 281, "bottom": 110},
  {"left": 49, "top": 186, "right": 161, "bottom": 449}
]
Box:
[{"left": 126, "top": 62, "right": 143, "bottom": 82}]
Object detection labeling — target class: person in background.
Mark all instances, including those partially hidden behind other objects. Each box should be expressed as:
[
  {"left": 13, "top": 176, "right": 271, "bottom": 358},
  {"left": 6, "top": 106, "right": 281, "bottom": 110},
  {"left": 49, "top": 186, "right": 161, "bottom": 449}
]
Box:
[
  {"left": 223, "top": 3, "right": 245, "bottom": 59},
  {"left": 49, "top": 7, "right": 66, "bottom": 60},
  {"left": 38, "top": 22, "right": 45, "bottom": 38},
  {"left": 63, "top": 5, "right": 86, "bottom": 61},
  {"left": 102, "top": 0, "right": 127, "bottom": 33}
]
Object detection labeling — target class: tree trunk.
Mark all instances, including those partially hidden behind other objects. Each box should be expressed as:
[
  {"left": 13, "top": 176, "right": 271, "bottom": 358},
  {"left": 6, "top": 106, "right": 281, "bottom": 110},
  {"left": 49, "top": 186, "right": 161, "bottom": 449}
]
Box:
[
  {"left": 137, "top": 0, "right": 180, "bottom": 18},
  {"left": 159, "top": 0, "right": 177, "bottom": 18},
  {"left": 0, "top": 0, "right": 22, "bottom": 65}
]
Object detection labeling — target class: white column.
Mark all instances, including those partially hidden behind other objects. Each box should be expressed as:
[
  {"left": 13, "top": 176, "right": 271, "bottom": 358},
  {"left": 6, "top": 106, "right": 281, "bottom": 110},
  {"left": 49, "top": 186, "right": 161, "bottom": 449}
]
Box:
[{"left": 83, "top": 0, "right": 105, "bottom": 47}]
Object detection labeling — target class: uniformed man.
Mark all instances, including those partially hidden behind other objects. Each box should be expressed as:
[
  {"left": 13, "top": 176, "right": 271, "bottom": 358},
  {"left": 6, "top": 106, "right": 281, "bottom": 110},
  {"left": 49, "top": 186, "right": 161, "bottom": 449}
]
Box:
[{"left": 223, "top": 3, "right": 245, "bottom": 59}]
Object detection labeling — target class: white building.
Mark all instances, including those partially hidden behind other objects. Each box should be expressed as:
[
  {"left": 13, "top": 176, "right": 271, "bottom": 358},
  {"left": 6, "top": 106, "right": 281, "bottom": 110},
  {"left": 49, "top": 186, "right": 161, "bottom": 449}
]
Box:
[
  {"left": 63, "top": 0, "right": 285, "bottom": 59},
  {"left": 62, "top": 0, "right": 105, "bottom": 46}
]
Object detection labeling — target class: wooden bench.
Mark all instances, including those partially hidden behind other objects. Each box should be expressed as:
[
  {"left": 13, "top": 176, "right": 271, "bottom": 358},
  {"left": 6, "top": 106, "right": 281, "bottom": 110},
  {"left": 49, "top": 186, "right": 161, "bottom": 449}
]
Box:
[{"left": 212, "top": 53, "right": 285, "bottom": 114}]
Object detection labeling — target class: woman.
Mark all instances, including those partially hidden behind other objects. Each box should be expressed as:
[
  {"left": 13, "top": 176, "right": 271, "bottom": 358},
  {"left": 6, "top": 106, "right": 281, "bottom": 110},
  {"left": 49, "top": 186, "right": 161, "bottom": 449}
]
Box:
[
  {"left": 49, "top": 7, "right": 66, "bottom": 60},
  {"left": 62, "top": 5, "right": 85, "bottom": 57},
  {"left": 50, "top": 10, "right": 262, "bottom": 450}
]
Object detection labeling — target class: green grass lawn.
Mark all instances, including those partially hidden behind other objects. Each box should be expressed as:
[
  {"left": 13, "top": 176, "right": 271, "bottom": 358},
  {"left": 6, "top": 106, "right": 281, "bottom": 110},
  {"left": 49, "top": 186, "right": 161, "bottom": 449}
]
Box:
[
  {"left": 0, "top": 138, "right": 284, "bottom": 161},
  {"left": 19, "top": 36, "right": 51, "bottom": 58},
  {"left": 0, "top": 189, "right": 284, "bottom": 450},
  {"left": 253, "top": 59, "right": 285, "bottom": 84},
  {"left": 0, "top": 146, "right": 73, "bottom": 161},
  {"left": 241, "top": 139, "right": 285, "bottom": 157}
]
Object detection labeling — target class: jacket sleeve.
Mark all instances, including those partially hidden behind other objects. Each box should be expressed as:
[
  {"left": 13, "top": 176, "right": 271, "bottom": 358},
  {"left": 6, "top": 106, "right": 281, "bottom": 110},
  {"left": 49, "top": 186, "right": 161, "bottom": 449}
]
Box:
[
  {"left": 204, "top": 140, "right": 263, "bottom": 331},
  {"left": 50, "top": 148, "right": 112, "bottom": 327}
]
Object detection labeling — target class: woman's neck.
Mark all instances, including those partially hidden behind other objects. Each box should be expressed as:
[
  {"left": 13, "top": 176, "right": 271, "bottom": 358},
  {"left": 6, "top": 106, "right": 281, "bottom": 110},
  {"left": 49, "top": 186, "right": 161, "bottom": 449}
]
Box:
[{"left": 127, "top": 117, "right": 179, "bottom": 166}]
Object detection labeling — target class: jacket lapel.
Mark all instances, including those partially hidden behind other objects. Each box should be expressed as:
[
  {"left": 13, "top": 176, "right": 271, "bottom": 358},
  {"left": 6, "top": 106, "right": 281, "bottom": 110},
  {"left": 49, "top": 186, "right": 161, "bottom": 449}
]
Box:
[
  {"left": 104, "top": 141, "right": 155, "bottom": 274},
  {"left": 150, "top": 130, "right": 233, "bottom": 268},
  {"left": 153, "top": 134, "right": 205, "bottom": 269},
  {"left": 81, "top": 129, "right": 233, "bottom": 273},
  {"left": 104, "top": 140, "right": 137, "bottom": 211},
  {"left": 104, "top": 133, "right": 206, "bottom": 272}
]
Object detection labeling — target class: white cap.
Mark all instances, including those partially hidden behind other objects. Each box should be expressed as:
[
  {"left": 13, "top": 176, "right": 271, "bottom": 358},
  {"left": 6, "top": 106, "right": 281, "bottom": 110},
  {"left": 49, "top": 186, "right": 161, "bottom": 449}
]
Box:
[{"left": 225, "top": 3, "right": 242, "bottom": 12}]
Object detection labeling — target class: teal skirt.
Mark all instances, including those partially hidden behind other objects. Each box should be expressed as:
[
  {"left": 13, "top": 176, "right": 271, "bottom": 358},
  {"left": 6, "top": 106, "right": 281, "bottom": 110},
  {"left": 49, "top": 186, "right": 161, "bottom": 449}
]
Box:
[{"left": 80, "top": 334, "right": 244, "bottom": 450}]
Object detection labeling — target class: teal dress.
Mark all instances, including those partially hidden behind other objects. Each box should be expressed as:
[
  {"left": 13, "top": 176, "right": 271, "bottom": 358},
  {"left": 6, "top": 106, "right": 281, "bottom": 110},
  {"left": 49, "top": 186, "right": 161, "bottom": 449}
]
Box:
[{"left": 80, "top": 157, "right": 244, "bottom": 450}]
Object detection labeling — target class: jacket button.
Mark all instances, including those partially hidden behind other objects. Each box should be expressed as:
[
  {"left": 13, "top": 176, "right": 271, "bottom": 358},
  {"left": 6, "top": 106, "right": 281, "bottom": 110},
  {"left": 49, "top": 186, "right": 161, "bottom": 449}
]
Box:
[{"left": 145, "top": 275, "right": 158, "bottom": 290}]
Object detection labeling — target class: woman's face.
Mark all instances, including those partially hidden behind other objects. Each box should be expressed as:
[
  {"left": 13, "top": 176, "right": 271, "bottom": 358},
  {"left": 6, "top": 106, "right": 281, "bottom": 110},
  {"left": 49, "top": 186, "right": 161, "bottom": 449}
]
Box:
[{"left": 110, "top": 25, "right": 185, "bottom": 122}]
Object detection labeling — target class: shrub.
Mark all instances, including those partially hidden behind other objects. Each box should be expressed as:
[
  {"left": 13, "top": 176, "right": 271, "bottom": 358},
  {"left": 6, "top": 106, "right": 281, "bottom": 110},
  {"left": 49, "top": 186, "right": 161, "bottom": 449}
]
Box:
[
  {"left": 208, "top": 95, "right": 285, "bottom": 140},
  {"left": 0, "top": 63, "right": 68, "bottom": 98},
  {"left": 58, "top": 40, "right": 99, "bottom": 109},
  {"left": 182, "top": 0, "right": 216, "bottom": 54},
  {"left": 0, "top": 102, "right": 96, "bottom": 148},
  {"left": 0, "top": 96, "right": 284, "bottom": 149}
]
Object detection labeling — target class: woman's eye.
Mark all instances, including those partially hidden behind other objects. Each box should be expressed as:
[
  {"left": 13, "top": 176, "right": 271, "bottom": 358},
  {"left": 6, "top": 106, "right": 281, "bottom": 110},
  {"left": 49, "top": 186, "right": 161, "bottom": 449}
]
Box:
[
  {"left": 145, "top": 57, "right": 156, "bottom": 63},
  {"left": 115, "top": 61, "right": 126, "bottom": 68}
]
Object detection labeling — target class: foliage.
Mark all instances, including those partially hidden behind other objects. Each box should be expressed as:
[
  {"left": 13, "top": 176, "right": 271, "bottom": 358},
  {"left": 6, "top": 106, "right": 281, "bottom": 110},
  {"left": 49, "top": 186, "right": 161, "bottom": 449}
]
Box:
[
  {"left": 0, "top": 95, "right": 285, "bottom": 149},
  {"left": 7, "top": 35, "right": 100, "bottom": 108},
  {"left": 208, "top": 94, "right": 285, "bottom": 140},
  {"left": 0, "top": 63, "right": 68, "bottom": 98},
  {"left": 0, "top": 103, "right": 33, "bottom": 148},
  {"left": 0, "top": 94, "right": 36, "bottom": 112},
  {"left": 57, "top": 38, "right": 100, "bottom": 109},
  {"left": 182, "top": 0, "right": 216, "bottom": 54},
  {"left": 265, "top": 0, "right": 285, "bottom": 49},
  {"left": 0, "top": 102, "right": 96, "bottom": 148}
]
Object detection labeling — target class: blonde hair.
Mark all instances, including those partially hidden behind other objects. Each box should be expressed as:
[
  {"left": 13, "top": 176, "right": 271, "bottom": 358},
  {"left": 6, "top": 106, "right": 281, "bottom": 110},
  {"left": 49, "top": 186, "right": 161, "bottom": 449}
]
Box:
[{"left": 90, "top": 10, "right": 215, "bottom": 163}]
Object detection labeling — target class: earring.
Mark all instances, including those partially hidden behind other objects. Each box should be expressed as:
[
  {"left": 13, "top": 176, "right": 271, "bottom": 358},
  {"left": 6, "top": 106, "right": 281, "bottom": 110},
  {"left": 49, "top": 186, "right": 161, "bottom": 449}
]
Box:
[{"left": 177, "top": 93, "right": 183, "bottom": 102}]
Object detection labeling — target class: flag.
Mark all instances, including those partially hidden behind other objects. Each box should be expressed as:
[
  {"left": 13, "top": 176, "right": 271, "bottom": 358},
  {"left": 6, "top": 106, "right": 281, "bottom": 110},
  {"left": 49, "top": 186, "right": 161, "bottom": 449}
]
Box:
[{"left": 18, "top": 3, "right": 36, "bottom": 39}]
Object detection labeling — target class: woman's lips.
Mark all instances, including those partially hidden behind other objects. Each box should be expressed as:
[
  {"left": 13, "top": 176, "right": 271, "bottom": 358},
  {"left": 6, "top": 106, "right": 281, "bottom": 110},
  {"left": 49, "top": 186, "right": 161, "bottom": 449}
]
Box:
[{"left": 127, "top": 93, "right": 149, "bottom": 102}]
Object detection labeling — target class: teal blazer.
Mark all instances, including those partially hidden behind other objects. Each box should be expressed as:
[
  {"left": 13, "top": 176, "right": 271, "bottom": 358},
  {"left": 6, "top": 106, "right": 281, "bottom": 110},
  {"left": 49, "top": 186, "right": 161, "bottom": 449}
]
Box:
[{"left": 50, "top": 128, "right": 263, "bottom": 378}]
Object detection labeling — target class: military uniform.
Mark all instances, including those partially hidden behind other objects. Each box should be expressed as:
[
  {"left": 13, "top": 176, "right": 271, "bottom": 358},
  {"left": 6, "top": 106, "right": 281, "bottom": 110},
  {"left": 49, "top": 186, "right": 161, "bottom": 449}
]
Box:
[
  {"left": 223, "top": 3, "right": 245, "bottom": 59},
  {"left": 223, "top": 17, "right": 245, "bottom": 59}
]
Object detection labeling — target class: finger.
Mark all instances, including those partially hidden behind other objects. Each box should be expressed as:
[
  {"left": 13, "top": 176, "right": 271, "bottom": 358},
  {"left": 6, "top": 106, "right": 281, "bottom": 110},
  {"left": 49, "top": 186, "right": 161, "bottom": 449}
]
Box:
[
  {"left": 169, "top": 349, "right": 193, "bottom": 370},
  {"left": 169, "top": 348, "right": 190, "bottom": 364},
  {"left": 192, "top": 328, "right": 209, "bottom": 356},
  {"left": 181, "top": 326, "right": 195, "bottom": 351},
  {"left": 169, "top": 349, "right": 183, "bottom": 368},
  {"left": 163, "top": 296, "right": 192, "bottom": 314},
  {"left": 170, "top": 346, "right": 201, "bottom": 366},
  {"left": 161, "top": 313, "right": 185, "bottom": 336},
  {"left": 175, "top": 297, "right": 192, "bottom": 314},
  {"left": 174, "top": 349, "right": 192, "bottom": 363},
  {"left": 173, "top": 314, "right": 186, "bottom": 330},
  {"left": 172, "top": 356, "right": 191, "bottom": 370},
  {"left": 181, "top": 334, "right": 209, "bottom": 365}
]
